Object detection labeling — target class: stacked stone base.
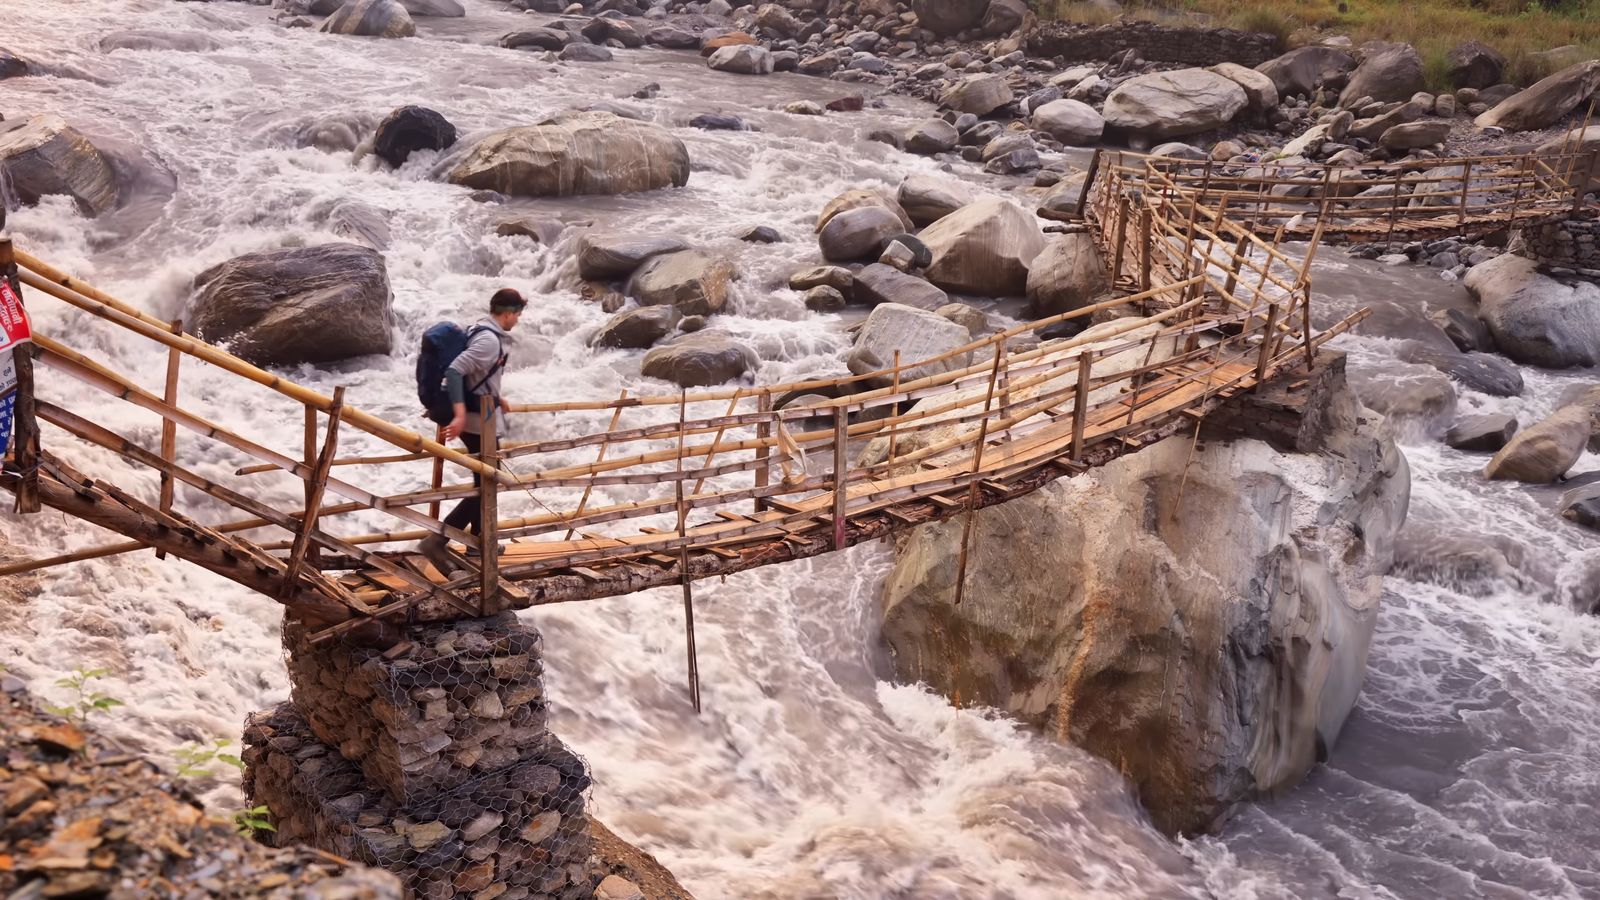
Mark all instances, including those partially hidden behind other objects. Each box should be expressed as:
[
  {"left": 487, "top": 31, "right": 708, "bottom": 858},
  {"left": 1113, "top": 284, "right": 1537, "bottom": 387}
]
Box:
[{"left": 246, "top": 613, "right": 596, "bottom": 900}]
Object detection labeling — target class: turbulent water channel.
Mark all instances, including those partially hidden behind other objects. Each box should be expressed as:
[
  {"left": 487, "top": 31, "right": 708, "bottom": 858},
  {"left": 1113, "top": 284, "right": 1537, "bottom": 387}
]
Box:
[{"left": 2, "top": 2, "right": 1599, "bottom": 898}]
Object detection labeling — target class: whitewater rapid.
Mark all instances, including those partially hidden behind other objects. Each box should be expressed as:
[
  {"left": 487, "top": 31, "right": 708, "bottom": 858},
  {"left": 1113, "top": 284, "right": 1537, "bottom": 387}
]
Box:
[{"left": 1, "top": 2, "right": 1598, "bottom": 898}]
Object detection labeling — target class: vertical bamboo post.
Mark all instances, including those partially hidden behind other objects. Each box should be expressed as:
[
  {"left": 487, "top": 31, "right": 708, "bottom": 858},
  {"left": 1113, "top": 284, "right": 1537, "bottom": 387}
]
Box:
[
  {"left": 1110, "top": 193, "right": 1131, "bottom": 285},
  {"left": 1138, "top": 205, "right": 1153, "bottom": 292},
  {"left": 1572, "top": 149, "right": 1599, "bottom": 215},
  {"left": 1457, "top": 159, "right": 1473, "bottom": 230},
  {"left": 1384, "top": 167, "right": 1404, "bottom": 246},
  {"left": 1076, "top": 148, "right": 1101, "bottom": 220},
  {"left": 1563, "top": 100, "right": 1595, "bottom": 201},
  {"left": 831, "top": 404, "right": 847, "bottom": 552},
  {"left": 1070, "top": 352, "right": 1091, "bottom": 462},
  {"left": 477, "top": 405, "right": 500, "bottom": 614},
  {"left": 427, "top": 425, "right": 446, "bottom": 521},
  {"left": 565, "top": 389, "right": 628, "bottom": 540},
  {"left": 952, "top": 339, "right": 1006, "bottom": 607},
  {"left": 1222, "top": 232, "right": 1250, "bottom": 301},
  {"left": 0, "top": 238, "right": 38, "bottom": 514},
  {"left": 887, "top": 350, "right": 902, "bottom": 463},
  {"left": 155, "top": 319, "right": 182, "bottom": 560},
  {"left": 674, "top": 390, "right": 701, "bottom": 715},
  {"left": 1254, "top": 304, "right": 1282, "bottom": 388},
  {"left": 301, "top": 402, "right": 321, "bottom": 569},
  {"left": 691, "top": 391, "right": 744, "bottom": 496},
  {"left": 280, "top": 388, "right": 344, "bottom": 600},
  {"left": 754, "top": 391, "right": 771, "bottom": 515}
]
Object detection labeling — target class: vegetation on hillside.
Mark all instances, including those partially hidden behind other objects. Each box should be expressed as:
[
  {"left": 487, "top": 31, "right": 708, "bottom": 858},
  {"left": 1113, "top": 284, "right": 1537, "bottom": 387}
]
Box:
[{"left": 1032, "top": 0, "right": 1600, "bottom": 90}]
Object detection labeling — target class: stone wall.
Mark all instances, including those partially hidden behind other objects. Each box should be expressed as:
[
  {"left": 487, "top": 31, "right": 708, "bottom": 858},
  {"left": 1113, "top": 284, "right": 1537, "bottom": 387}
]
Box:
[
  {"left": 246, "top": 613, "right": 598, "bottom": 900},
  {"left": 1025, "top": 20, "right": 1282, "bottom": 68},
  {"left": 1520, "top": 215, "right": 1600, "bottom": 274}
]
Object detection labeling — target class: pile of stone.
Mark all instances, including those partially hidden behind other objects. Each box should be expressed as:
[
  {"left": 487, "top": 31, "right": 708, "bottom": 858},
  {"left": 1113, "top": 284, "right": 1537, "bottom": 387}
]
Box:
[{"left": 249, "top": 612, "right": 597, "bottom": 899}]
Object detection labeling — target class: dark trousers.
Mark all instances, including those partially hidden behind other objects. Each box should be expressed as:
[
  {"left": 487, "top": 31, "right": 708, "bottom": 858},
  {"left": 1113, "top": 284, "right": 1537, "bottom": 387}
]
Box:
[{"left": 442, "top": 431, "right": 483, "bottom": 536}]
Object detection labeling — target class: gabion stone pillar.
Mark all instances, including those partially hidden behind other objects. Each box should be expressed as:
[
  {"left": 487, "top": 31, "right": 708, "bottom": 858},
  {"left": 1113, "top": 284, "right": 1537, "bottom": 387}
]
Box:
[{"left": 244, "top": 613, "right": 595, "bottom": 900}]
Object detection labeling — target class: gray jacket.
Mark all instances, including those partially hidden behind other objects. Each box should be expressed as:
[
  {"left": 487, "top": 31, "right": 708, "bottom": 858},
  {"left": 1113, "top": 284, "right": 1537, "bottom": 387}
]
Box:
[{"left": 449, "top": 317, "right": 512, "bottom": 436}]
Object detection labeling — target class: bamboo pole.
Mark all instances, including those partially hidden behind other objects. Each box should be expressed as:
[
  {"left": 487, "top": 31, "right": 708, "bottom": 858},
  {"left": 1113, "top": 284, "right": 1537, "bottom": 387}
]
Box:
[
  {"left": 690, "top": 392, "right": 744, "bottom": 496},
  {"left": 1070, "top": 352, "right": 1091, "bottom": 462},
  {"left": 1457, "top": 159, "right": 1473, "bottom": 230},
  {"left": 674, "top": 390, "right": 701, "bottom": 714},
  {"left": 428, "top": 427, "right": 446, "bottom": 521},
  {"left": 754, "top": 391, "right": 771, "bottom": 515},
  {"left": 1254, "top": 304, "right": 1282, "bottom": 388},
  {"left": 478, "top": 407, "right": 501, "bottom": 614},
  {"left": 158, "top": 319, "right": 182, "bottom": 520},
  {"left": 887, "top": 350, "right": 902, "bottom": 463},
  {"left": 953, "top": 339, "right": 1006, "bottom": 607},
  {"left": 565, "top": 390, "right": 628, "bottom": 540},
  {"left": 281, "top": 388, "right": 344, "bottom": 600},
  {"left": 832, "top": 405, "right": 848, "bottom": 551}
]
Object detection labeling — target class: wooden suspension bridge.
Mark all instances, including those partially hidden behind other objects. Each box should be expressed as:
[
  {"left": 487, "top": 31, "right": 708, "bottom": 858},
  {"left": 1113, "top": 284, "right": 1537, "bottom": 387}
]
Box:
[{"left": 0, "top": 145, "right": 1586, "bottom": 663}]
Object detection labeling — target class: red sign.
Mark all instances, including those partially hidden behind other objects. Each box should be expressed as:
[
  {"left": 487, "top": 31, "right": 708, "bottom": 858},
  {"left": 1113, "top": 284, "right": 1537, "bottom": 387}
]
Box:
[{"left": 0, "top": 280, "right": 28, "bottom": 354}]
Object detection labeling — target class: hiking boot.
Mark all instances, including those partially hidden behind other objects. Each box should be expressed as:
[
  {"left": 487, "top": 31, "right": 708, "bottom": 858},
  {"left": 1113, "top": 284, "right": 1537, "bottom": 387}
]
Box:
[{"left": 418, "top": 534, "right": 460, "bottom": 576}]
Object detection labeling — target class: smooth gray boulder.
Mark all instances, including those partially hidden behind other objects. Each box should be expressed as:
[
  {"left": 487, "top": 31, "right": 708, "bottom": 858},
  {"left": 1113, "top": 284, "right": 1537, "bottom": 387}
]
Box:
[
  {"left": 591, "top": 306, "right": 679, "bottom": 349},
  {"left": 1483, "top": 405, "right": 1591, "bottom": 483},
  {"left": 881, "top": 367, "right": 1407, "bottom": 835},
  {"left": 904, "top": 119, "right": 959, "bottom": 155},
  {"left": 1031, "top": 99, "right": 1103, "bottom": 146},
  {"left": 0, "top": 114, "right": 118, "bottom": 216},
  {"left": 641, "top": 332, "right": 757, "bottom": 387},
  {"left": 897, "top": 174, "right": 975, "bottom": 227},
  {"left": 189, "top": 243, "right": 394, "bottom": 365},
  {"left": 1476, "top": 60, "right": 1600, "bottom": 131},
  {"left": 852, "top": 264, "right": 949, "bottom": 310},
  {"left": 1025, "top": 232, "right": 1107, "bottom": 318},
  {"left": 815, "top": 189, "right": 913, "bottom": 233},
  {"left": 818, "top": 206, "right": 903, "bottom": 262},
  {"left": 1558, "top": 383, "right": 1600, "bottom": 451},
  {"left": 1103, "top": 69, "right": 1248, "bottom": 140},
  {"left": 1035, "top": 172, "right": 1088, "bottom": 222},
  {"left": 708, "top": 44, "right": 774, "bottom": 75},
  {"left": 577, "top": 233, "right": 688, "bottom": 280},
  {"left": 939, "top": 74, "right": 1014, "bottom": 116},
  {"left": 1380, "top": 120, "right": 1450, "bottom": 150},
  {"left": 1255, "top": 46, "right": 1355, "bottom": 98},
  {"left": 1397, "top": 343, "right": 1523, "bottom": 397},
  {"left": 501, "top": 29, "right": 570, "bottom": 51},
  {"left": 1209, "top": 62, "right": 1278, "bottom": 113},
  {"left": 398, "top": 0, "right": 463, "bottom": 15},
  {"left": 372, "top": 106, "right": 456, "bottom": 168},
  {"left": 1464, "top": 253, "right": 1600, "bottom": 369},
  {"left": 912, "top": 0, "right": 988, "bottom": 37},
  {"left": 319, "top": 0, "right": 416, "bottom": 37},
  {"left": 919, "top": 197, "right": 1046, "bottom": 297},
  {"left": 1446, "top": 414, "right": 1518, "bottom": 452},
  {"left": 560, "top": 43, "right": 614, "bottom": 62},
  {"left": 1340, "top": 42, "right": 1424, "bottom": 105},
  {"left": 847, "top": 302, "right": 972, "bottom": 382},
  {"left": 448, "top": 112, "right": 689, "bottom": 198},
  {"left": 0, "top": 47, "right": 27, "bottom": 79},
  {"left": 626, "top": 250, "right": 735, "bottom": 316},
  {"left": 1448, "top": 41, "right": 1505, "bottom": 90},
  {"left": 1561, "top": 483, "right": 1600, "bottom": 532}
]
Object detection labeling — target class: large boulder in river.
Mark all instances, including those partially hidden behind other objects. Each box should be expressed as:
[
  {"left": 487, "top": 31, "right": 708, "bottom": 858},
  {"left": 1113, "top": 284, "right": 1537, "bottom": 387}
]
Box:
[
  {"left": 319, "top": 0, "right": 417, "bottom": 38},
  {"left": 1102, "top": 69, "right": 1247, "bottom": 140},
  {"left": 903, "top": 119, "right": 959, "bottom": 155},
  {"left": 819, "top": 206, "right": 904, "bottom": 262},
  {"left": 1561, "top": 483, "right": 1600, "bottom": 533},
  {"left": 1448, "top": 40, "right": 1505, "bottom": 90},
  {"left": 447, "top": 111, "right": 689, "bottom": 198},
  {"left": 897, "top": 174, "right": 975, "bottom": 227},
  {"left": 1464, "top": 253, "right": 1600, "bottom": 369},
  {"left": 189, "top": 243, "right": 394, "bottom": 366},
  {"left": 1379, "top": 120, "right": 1450, "bottom": 151},
  {"left": 1475, "top": 60, "right": 1600, "bottom": 131},
  {"left": 1483, "top": 405, "right": 1590, "bottom": 483},
  {"left": 1255, "top": 46, "right": 1355, "bottom": 99},
  {"left": 591, "top": 305, "right": 679, "bottom": 349},
  {"left": 1339, "top": 42, "right": 1424, "bottom": 105},
  {"left": 881, "top": 363, "right": 1408, "bottom": 835},
  {"left": 919, "top": 197, "right": 1045, "bottom": 297},
  {"left": 577, "top": 233, "right": 688, "bottom": 280},
  {"left": 1208, "top": 62, "right": 1278, "bottom": 114},
  {"left": 846, "top": 302, "right": 972, "bottom": 382},
  {"left": 0, "top": 48, "right": 29, "bottom": 79},
  {"left": 1558, "top": 383, "right": 1600, "bottom": 451},
  {"left": 939, "top": 74, "right": 1014, "bottom": 116},
  {"left": 372, "top": 106, "right": 456, "bottom": 167},
  {"left": 1031, "top": 99, "right": 1103, "bottom": 146},
  {"left": 641, "top": 332, "right": 757, "bottom": 387},
  {"left": 852, "top": 264, "right": 949, "bottom": 310},
  {"left": 626, "top": 250, "right": 735, "bottom": 316},
  {"left": 0, "top": 115, "right": 119, "bottom": 216},
  {"left": 398, "top": 0, "right": 463, "bottom": 15},
  {"left": 1025, "top": 232, "right": 1106, "bottom": 318},
  {"left": 912, "top": 0, "right": 988, "bottom": 37},
  {"left": 815, "top": 189, "right": 913, "bottom": 232},
  {"left": 707, "top": 44, "right": 774, "bottom": 75}
]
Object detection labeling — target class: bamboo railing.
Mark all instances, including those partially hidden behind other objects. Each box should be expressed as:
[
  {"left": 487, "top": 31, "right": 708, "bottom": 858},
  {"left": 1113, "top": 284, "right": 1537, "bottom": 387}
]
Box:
[
  {"left": 1088, "top": 147, "right": 1597, "bottom": 243},
  {"left": 0, "top": 180, "right": 1362, "bottom": 644}
]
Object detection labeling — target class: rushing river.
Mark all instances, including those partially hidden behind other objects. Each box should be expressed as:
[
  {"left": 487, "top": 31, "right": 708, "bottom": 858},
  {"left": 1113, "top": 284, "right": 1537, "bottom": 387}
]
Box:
[{"left": 1, "top": 2, "right": 1598, "bottom": 898}]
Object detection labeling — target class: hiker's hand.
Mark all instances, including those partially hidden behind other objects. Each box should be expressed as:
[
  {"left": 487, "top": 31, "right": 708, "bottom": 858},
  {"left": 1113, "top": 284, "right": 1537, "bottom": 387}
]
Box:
[
  {"left": 443, "top": 414, "right": 467, "bottom": 441},
  {"left": 499, "top": 397, "right": 512, "bottom": 415}
]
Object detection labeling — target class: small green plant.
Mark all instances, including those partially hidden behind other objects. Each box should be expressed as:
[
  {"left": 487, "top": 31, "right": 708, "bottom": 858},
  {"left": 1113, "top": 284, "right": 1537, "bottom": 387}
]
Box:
[
  {"left": 173, "top": 738, "right": 244, "bottom": 779},
  {"left": 45, "top": 667, "right": 123, "bottom": 728},
  {"left": 233, "top": 805, "right": 277, "bottom": 837}
]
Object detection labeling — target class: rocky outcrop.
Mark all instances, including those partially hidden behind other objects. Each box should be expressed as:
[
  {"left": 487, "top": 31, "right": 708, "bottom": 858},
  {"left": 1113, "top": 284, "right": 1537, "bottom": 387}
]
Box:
[
  {"left": 372, "top": 106, "right": 456, "bottom": 168},
  {"left": 641, "top": 332, "right": 757, "bottom": 387},
  {"left": 626, "top": 250, "right": 735, "bottom": 316},
  {"left": 1255, "top": 46, "right": 1355, "bottom": 99},
  {"left": 880, "top": 362, "right": 1408, "bottom": 834},
  {"left": 1102, "top": 69, "right": 1247, "bottom": 140},
  {"left": 447, "top": 112, "right": 689, "bottom": 198},
  {"left": 1339, "top": 42, "right": 1424, "bottom": 105},
  {"left": 918, "top": 197, "right": 1045, "bottom": 297},
  {"left": 1025, "top": 232, "right": 1106, "bottom": 318},
  {"left": 1463, "top": 253, "right": 1600, "bottom": 369},
  {"left": 189, "top": 243, "right": 394, "bottom": 366},
  {"left": 319, "top": 0, "right": 417, "bottom": 38},
  {"left": 0, "top": 114, "right": 119, "bottom": 216},
  {"left": 1475, "top": 60, "right": 1600, "bottom": 132},
  {"left": 1483, "top": 405, "right": 1590, "bottom": 483}
]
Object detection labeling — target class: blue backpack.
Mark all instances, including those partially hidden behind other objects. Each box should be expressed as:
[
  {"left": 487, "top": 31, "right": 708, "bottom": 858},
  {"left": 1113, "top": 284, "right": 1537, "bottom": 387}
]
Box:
[{"left": 417, "top": 322, "right": 503, "bottom": 426}]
